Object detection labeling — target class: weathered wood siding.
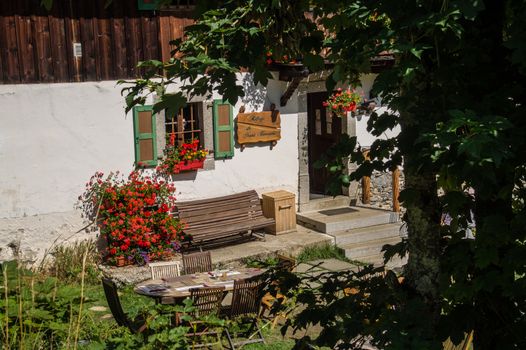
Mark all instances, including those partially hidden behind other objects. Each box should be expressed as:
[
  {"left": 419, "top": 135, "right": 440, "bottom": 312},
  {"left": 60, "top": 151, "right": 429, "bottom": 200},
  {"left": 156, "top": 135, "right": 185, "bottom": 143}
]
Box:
[{"left": 0, "top": 0, "right": 193, "bottom": 84}]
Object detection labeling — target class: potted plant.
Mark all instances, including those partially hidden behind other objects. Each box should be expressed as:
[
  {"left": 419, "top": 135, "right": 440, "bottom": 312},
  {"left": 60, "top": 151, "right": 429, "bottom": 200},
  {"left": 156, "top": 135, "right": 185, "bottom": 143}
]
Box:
[
  {"left": 77, "top": 170, "right": 186, "bottom": 266},
  {"left": 323, "top": 88, "right": 362, "bottom": 118}
]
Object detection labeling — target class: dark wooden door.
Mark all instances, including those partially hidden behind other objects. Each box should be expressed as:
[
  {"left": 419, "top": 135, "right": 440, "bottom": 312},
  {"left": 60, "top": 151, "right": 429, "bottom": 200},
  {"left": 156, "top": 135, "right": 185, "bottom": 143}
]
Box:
[{"left": 307, "top": 92, "right": 342, "bottom": 194}]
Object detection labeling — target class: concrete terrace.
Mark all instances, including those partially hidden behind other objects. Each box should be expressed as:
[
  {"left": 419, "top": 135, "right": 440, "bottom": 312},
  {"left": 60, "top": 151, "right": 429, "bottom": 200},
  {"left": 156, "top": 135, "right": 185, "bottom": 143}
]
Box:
[{"left": 103, "top": 225, "right": 333, "bottom": 285}]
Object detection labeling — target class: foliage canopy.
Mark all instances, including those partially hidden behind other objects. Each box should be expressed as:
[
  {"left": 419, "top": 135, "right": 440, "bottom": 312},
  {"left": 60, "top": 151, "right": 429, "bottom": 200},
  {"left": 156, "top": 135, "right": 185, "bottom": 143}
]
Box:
[{"left": 119, "top": 0, "right": 526, "bottom": 349}]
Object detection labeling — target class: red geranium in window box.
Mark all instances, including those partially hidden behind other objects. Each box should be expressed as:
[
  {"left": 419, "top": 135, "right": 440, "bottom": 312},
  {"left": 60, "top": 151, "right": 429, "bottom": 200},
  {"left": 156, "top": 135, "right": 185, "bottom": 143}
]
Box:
[{"left": 157, "top": 136, "right": 208, "bottom": 176}]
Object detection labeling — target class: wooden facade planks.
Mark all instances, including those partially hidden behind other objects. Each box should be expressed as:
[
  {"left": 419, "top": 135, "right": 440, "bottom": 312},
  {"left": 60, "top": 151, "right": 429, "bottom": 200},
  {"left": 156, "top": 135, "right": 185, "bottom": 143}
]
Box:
[
  {"left": 159, "top": 11, "right": 193, "bottom": 61},
  {"left": 48, "top": 1, "right": 69, "bottom": 82},
  {"left": 78, "top": 1, "right": 97, "bottom": 81},
  {"left": 124, "top": 3, "right": 143, "bottom": 78},
  {"left": 63, "top": 0, "right": 82, "bottom": 82},
  {"left": 0, "top": 0, "right": 194, "bottom": 84},
  {"left": 141, "top": 14, "right": 160, "bottom": 62},
  {"left": 0, "top": 1, "right": 21, "bottom": 82},
  {"left": 111, "top": 0, "right": 127, "bottom": 78},
  {"left": 15, "top": 0, "right": 38, "bottom": 82},
  {"left": 96, "top": 0, "right": 114, "bottom": 80}
]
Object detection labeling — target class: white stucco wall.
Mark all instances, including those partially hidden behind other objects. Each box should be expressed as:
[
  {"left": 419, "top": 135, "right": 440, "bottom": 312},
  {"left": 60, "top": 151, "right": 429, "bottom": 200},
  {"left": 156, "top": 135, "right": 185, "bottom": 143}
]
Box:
[
  {"left": 0, "top": 81, "right": 135, "bottom": 218},
  {"left": 355, "top": 106, "right": 401, "bottom": 148},
  {"left": 356, "top": 74, "right": 400, "bottom": 148},
  {"left": 0, "top": 71, "right": 391, "bottom": 262},
  {"left": 0, "top": 74, "right": 299, "bottom": 261},
  {"left": 171, "top": 74, "right": 299, "bottom": 201}
]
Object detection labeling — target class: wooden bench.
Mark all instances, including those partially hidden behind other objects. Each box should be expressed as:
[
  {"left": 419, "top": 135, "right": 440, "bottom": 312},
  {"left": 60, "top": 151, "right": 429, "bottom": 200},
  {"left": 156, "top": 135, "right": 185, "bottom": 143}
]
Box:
[{"left": 173, "top": 190, "right": 275, "bottom": 249}]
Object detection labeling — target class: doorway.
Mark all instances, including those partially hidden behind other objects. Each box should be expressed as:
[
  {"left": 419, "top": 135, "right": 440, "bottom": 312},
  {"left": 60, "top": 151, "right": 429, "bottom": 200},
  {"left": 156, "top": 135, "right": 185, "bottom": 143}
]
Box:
[{"left": 307, "top": 92, "right": 342, "bottom": 195}]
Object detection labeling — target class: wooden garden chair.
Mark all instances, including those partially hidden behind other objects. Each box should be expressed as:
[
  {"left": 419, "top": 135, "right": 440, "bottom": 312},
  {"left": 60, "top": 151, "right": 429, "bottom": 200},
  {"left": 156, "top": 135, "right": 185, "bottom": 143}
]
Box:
[
  {"left": 442, "top": 331, "right": 473, "bottom": 350},
  {"left": 260, "top": 254, "right": 297, "bottom": 328},
  {"left": 148, "top": 261, "right": 181, "bottom": 279},
  {"left": 185, "top": 286, "right": 233, "bottom": 348},
  {"left": 182, "top": 251, "right": 212, "bottom": 275},
  {"left": 222, "top": 277, "right": 266, "bottom": 348},
  {"left": 102, "top": 278, "right": 147, "bottom": 334}
]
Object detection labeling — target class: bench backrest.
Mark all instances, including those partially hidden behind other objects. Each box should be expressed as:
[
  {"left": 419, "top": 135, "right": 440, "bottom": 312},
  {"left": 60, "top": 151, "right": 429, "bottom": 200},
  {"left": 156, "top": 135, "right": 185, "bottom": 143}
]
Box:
[{"left": 173, "top": 190, "right": 265, "bottom": 237}]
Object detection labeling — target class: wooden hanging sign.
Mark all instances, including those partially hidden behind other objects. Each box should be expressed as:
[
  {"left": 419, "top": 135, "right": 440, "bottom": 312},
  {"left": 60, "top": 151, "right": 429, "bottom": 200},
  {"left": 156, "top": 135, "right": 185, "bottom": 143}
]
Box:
[{"left": 236, "top": 105, "right": 281, "bottom": 148}]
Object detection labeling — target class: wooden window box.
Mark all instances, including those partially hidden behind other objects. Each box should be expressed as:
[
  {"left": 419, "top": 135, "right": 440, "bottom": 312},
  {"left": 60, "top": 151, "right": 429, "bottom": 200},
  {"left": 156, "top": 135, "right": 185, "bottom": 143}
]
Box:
[{"left": 173, "top": 159, "right": 205, "bottom": 173}]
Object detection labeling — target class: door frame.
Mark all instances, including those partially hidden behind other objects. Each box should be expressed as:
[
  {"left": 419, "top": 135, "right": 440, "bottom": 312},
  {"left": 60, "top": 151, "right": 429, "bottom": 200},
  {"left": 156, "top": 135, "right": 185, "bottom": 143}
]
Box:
[{"left": 296, "top": 81, "right": 358, "bottom": 212}]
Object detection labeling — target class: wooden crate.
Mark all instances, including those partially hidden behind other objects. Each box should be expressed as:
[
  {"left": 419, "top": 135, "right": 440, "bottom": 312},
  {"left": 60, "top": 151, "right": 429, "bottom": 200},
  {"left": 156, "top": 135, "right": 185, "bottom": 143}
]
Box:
[{"left": 262, "top": 190, "right": 296, "bottom": 235}]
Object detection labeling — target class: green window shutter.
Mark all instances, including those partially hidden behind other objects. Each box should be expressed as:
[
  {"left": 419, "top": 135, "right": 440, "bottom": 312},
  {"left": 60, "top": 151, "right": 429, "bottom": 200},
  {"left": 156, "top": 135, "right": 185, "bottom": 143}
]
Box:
[
  {"left": 133, "top": 105, "right": 158, "bottom": 167},
  {"left": 137, "top": 0, "right": 160, "bottom": 10},
  {"left": 213, "top": 99, "right": 234, "bottom": 159}
]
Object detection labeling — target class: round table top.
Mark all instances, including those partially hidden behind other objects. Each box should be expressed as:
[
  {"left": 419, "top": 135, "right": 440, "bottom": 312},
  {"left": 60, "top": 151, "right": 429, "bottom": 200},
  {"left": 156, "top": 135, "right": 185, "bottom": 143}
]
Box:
[{"left": 135, "top": 267, "right": 266, "bottom": 300}]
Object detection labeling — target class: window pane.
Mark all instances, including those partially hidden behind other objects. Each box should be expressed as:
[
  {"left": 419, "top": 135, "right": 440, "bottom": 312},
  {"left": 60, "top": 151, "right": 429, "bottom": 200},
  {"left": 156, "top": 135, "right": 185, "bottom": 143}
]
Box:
[
  {"left": 164, "top": 103, "right": 201, "bottom": 146},
  {"left": 315, "top": 109, "right": 321, "bottom": 135}
]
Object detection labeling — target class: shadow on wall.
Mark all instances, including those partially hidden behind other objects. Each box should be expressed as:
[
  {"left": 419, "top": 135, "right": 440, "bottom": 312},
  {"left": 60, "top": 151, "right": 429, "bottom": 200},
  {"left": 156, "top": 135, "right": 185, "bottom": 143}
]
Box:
[{"left": 241, "top": 74, "right": 267, "bottom": 109}]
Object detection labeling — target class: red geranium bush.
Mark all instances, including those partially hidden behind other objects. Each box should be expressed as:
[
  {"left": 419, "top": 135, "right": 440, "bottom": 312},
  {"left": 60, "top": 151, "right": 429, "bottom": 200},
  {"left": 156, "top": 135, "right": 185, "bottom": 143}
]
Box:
[{"left": 77, "top": 170, "right": 187, "bottom": 266}]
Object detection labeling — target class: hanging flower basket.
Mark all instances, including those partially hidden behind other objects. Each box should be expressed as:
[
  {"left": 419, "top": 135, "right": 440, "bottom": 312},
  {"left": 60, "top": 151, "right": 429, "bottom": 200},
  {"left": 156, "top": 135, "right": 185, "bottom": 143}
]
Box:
[{"left": 323, "top": 88, "right": 362, "bottom": 118}]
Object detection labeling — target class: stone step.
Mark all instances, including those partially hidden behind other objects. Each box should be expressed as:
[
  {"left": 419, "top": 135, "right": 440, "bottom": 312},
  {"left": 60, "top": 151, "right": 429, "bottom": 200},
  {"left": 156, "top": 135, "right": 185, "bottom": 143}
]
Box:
[
  {"left": 330, "top": 222, "right": 404, "bottom": 246},
  {"left": 343, "top": 236, "right": 402, "bottom": 260},
  {"left": 297, "top": 206, "right": 400, "bottom": 234},
  {"left": 300, "top": 195, "right": 351, "bottom": 212}
]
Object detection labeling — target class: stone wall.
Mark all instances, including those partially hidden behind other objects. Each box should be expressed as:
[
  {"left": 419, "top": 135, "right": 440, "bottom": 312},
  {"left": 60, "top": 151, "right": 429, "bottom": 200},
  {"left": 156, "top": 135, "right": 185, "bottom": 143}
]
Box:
[
  {"left": 0, "top": 210, "right": 97, "bottom": 263},
  {"left": 356, "top": 169, "right": 405, "bottom": 211}
]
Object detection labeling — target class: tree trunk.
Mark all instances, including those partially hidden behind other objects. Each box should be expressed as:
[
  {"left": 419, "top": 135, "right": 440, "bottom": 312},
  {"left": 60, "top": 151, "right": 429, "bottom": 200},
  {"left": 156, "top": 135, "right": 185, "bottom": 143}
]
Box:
[{"left": 404, "top": 170, "right": 442, "bottom": 315}]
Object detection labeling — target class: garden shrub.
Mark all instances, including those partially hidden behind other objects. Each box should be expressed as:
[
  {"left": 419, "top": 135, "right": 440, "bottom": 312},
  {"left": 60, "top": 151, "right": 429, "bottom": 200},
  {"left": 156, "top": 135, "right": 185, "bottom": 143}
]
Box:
[{"left": 41, "top": 239, "right": 100, "bottom": 285}]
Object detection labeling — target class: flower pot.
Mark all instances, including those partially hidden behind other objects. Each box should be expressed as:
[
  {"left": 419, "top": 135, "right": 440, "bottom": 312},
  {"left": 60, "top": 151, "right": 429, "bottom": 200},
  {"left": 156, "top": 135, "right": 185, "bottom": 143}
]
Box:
[
  {"left": 115, "top": 256, "right": 133, "bottom": 267},
  {"left": 115, "top": 256, "right": 126, "bottom": 267},
  {"left": 161, "top": 251, "right": 175, "bottom": 261}
]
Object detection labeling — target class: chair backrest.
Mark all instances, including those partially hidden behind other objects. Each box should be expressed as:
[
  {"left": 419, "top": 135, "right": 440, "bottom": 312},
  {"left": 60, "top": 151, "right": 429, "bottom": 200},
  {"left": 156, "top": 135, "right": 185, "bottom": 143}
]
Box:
[
  {"left": 277, "top": 254, "right": 296, "bottom": 272},
  {"left": 189, "top": 286, "right": 225, "bottom": 317},
  {"left": 148, "top": 261, "right": 181, "bottom": 280},
  {"left": 101, "top": 278, "right": 129, "bottom": 328},
  {"left": 182, "top": 251, "right": 212, "bottom": 275},
  {"left": 229, "top": 277, "right": 264, "bottom": 318},
  {"left": 443, "top": 331, "right": 473, "bottom": 350}
]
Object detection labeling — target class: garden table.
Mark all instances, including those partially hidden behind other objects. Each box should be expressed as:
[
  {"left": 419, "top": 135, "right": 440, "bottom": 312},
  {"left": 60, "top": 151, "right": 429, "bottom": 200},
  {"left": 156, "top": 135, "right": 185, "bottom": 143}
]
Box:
[{"left": 134, "top": 267, "right": 266, "bottom": 303}]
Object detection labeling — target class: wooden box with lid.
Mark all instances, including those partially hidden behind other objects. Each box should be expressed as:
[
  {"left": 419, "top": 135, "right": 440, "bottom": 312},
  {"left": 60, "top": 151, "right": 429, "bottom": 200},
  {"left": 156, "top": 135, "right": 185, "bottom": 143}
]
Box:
[{"left": 261, "top": 190, "right": 296, "bottom": 235}]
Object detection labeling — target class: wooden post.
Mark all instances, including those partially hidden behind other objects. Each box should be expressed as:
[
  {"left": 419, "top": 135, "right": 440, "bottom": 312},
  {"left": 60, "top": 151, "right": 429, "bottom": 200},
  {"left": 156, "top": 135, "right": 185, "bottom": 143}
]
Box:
[
  {"left": 392, "top": 167, "right": 400, "bottom": 212},
  {"left": 362, "top": 150, "right": 371, "bottom": 204}
]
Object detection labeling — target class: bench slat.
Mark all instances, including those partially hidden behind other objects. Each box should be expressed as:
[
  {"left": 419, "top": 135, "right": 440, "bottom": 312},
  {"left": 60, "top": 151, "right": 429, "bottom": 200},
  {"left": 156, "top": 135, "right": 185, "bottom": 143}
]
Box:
[
  {"left": 186, "top": 218, "right": 275, "bottom": 239},
  {"left": 174, "top": 190, "right": 275, "bottom": 248},
  {"left": 180, "top": 209, "right": 264, "bottom": 223},
  {"left": 185, "top": 215, "right": 274, "bottom": 231},
  {"left": 175, "top": 191, "right": 257, "bottom": 207},
  {"left": 178, "top": 205, "right": 258, "bottom": 220},
  {"left": 175, "top": 197, "right": 260, "bottom": 213}
]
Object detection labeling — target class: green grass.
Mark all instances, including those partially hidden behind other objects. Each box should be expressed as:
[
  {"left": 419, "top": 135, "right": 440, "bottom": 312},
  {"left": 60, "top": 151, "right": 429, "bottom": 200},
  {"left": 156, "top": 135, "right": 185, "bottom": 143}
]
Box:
[
  {"left": 243, "top": 339, "right": 295, "bottom": 349},
  {"left": 296, "top": 243, "right": 349, "bottom": 263}
]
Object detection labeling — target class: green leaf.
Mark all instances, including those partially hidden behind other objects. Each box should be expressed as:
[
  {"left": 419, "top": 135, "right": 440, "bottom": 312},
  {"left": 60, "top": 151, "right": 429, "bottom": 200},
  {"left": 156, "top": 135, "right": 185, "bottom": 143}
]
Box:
[
  {"left": 153, "top": 93, "right": 187, "bottom": 114},
  {"left": 332, "top": 64, "right": 344, "bottom": 82},
  {"left": 41, "top": 0, "right": 53, "bottom": 11},
  {"left": 410, "top": 48, "right": 423, "bottom": 59},
  {"left": 303, "top": 53, "right": 324, "bottom": 72}
]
